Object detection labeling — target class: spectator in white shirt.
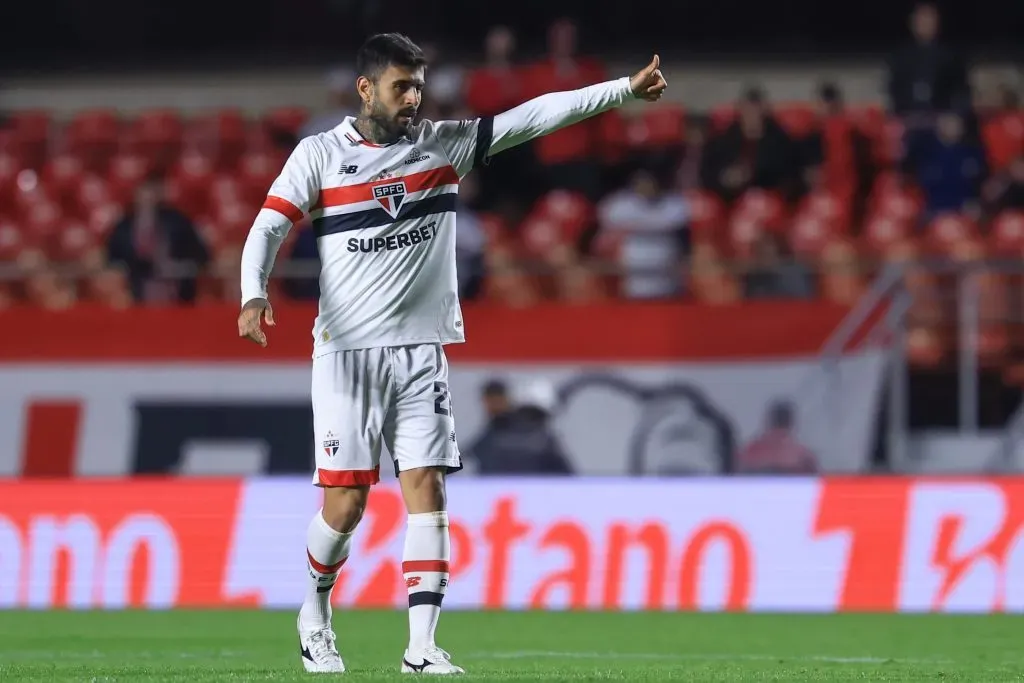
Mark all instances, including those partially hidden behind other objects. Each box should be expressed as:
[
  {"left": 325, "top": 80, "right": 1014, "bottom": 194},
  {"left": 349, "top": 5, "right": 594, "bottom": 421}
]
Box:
[{"left": 596, "top": 169, "right": 691, "bottom": 299}]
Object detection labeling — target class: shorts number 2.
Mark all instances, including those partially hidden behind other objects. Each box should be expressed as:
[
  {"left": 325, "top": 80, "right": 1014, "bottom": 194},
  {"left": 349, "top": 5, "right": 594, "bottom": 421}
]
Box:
[{"left": 433, "top": 381, "right": 451, "bottom": 416}]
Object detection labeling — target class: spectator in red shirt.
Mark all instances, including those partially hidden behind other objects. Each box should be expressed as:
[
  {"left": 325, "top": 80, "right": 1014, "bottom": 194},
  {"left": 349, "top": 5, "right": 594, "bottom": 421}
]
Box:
[
  {"left": 522, "top": 18, "right": 608, "bottom": 199},
  {"left": 465, "top": 26, "right": 526, "bottom": 118},
  {"left": 736, "top": 400, "right": 818, "bottom": 474},
  {"left": 465, "top": 25, "right": 537, "bottom": 214}
]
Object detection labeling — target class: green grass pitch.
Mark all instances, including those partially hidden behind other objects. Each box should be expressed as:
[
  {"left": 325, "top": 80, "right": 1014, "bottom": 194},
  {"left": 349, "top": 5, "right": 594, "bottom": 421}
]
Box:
[{"left": 1, "top": 610, "right": 1022, "bottom": 681}]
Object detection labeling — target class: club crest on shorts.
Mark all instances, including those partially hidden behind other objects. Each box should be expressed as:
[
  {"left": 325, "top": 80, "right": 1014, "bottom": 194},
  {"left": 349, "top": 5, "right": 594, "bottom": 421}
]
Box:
[
  {"left": 372, "top": 180, "right": 407, "bottom": 218},
  {"left": 322, "top": 431, "right": 340, "bottom": 457}
]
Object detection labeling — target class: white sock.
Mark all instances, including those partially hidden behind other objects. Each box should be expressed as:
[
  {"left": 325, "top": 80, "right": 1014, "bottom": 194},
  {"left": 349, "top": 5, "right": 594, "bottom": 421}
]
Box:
[
  {"left": 403, "top": 511, "right": 450, "bottom": 652},
  {"left": 299, "top": 510, "right": 352, "bottom": 629}
]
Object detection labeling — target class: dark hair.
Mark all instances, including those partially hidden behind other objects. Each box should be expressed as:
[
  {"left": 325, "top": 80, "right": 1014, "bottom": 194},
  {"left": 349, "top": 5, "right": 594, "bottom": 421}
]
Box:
[
  {"left": 355, "top": 33, "right": 427, "bottom": 82},
  {"left": 482, "top": 379, "right": 508, "bottom": 397},
  {"left": 818, "top": 82, "right": 842, "bottom": 106},
  {"left": 767, "top": 399, "right": 795, "bottom": 429}
]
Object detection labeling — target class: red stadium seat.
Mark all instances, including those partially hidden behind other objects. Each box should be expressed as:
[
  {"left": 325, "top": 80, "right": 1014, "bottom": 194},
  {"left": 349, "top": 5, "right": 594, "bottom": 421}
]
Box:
[
  {"left": 86, "top": 202, "right": 123, "bottom": 238},
  {"left": 926, "top": 212, "right": 978, "bottom": 253},
  {"left": 41, "top": 153, "right": 84, "bottom": 210},
  {"left": 65, "top": 109, "right": 120, "bottom": 168},
  {"left": 626, "top": 104, "right": 686, "bottom": 149},
  {"left": 981, "top": 112, "right": 1024, "bottom": 172},
  {"left": 708, "top": 105, "right": 735, "bottom": 132},
  {"left": 50, "top": 219, "right": 102, "bottom": 264},
  {"left": 72, "top": 174, "right": 115, "bottom": 218},
  {"left": 775, "top": 103, "right": 816, "bottom": 138},
  {"left": 167, "top": 150, "right": 215, "bottom": 216},
  {"left": 596, "top": 109, "right": 629, "bottom": 164},
  {"left": 529, "top": 190, "right": 594, "bottom": 246},
  {"left": 863, "top": 213, "right": 912, "bottom": 254},
  {"left": 0, "top": 219, "right": 25, "bottom": 261},
  {"left": 869, "top": 173, "right": 922, "bottom": 223},
  {"left": 23, "top": 201, "right": 62, "bottom": 244},
  {"left": 107, "top": 153, "right": 150, "bottom": 204},
  {"left": 237, "top": 150, "right": 282, "bottom": 201},
  {"left": 990, "top": 211, "right": 1024, "bottom": 254},
  {"left": 728, "top": 189, "right": 787, "bottom": 257},
  {"left": 263, "top": 107, "right": 310, "bottom": 137},
  {"left": 684, "top": 190, "right": 726, "bottom": 243}
]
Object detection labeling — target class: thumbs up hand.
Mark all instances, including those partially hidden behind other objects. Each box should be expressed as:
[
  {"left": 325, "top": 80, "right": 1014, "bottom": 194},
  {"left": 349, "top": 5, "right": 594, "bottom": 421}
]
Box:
[{"left": 629, "top": 54, "right": 668, "bottom": 101}]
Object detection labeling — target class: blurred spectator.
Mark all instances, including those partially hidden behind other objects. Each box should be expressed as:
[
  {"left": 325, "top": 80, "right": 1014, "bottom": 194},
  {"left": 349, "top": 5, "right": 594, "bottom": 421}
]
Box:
[
  {"left": 464, "top": 379, "right": 574, "bottom": 475},
  {"left": 523, "top": 18, "right": 607, "bottom": 199},
  {"left": 419, "top": 42, "right": 464, "bottom": 113},
  {"left": 455, "top": 173, "right": 487, "bottom": 301},
  {"left": 282, "top": 219, "right": 320, "bottom": 300},
  {"left": 480, "top": 379, "right": 511, "bottom": 421},
  {"left": 300, "top": 67, "right": 359, "bottom": 138},
  {"left": 465, "top": 26, "right": 526, "bottom": 118},
  {"left": 676, "top": 116, "right": 709, "bottom": 192},
  {"left": 985, "top": 155, "right": 1024, "bottom": 212},
  {"left": 702, "top": 88, "right": 800, "bottom": 203},
  {"left": 597, "top": 169, "right": 690, "bottom": 299},
  {"left": 802, "top": 83, "right": 875, "bottom": 210},
  {"left": 105, "top": 174, "right": 209, "bottom": 304},
  {"left": 736, "top": 399, "right": 818, "bottom": 474},
  {"left": 742, "top": 232, "right": 815, "bottom": 300},
  {"left": 886, "top": 3, "right": 970, "bottom": 118},
  {"left": 907, "top": 111, "right": 988, "bottom": 218},
  {"left": 465, "top": 26, "right": 537, "bottom": 214}
]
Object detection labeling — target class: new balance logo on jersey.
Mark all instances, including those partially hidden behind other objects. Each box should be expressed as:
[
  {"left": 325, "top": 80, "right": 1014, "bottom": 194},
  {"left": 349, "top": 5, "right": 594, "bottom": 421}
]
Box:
[
  {"left": 372, "top": 180, "right": 407, "bottom": 218},
  {"left": 337, "top": 164, "right": 359, "bottom": 174},
  {"left": 346, "top": 222, "right": 438, "bottom": 254},
  {"left": 404, "top": 148, "right": 430, "bottom": 165}
]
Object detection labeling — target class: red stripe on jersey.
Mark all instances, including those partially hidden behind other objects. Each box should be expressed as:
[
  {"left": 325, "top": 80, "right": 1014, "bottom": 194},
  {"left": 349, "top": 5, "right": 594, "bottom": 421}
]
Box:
[
  {"left": 320, "top": 165, "right": 459, "bottom": 209},
  {"left": 402, "top": 560, "right": 450, "bottom": 573},
  {"left": 263, "top": 196, "right": 304, "bottom": 223}
]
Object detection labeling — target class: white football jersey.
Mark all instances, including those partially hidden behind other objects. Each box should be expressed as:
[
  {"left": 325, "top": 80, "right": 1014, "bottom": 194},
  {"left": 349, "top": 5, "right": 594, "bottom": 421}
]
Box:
[
  {"left": 241, "top": 77, "right": 634, "bottom": 356},
  {"left": 254, "top": 116, "right": 490, "bottom": 355}
]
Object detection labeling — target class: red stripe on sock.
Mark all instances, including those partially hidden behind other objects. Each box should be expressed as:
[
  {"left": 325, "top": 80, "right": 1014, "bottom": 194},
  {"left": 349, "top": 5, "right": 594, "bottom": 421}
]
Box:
[
  {"left": 308, "top": 550, "right": 346, "bottom": 575},
  {"left": 402, "top": 560, "right": 449, "bottom": 573}
]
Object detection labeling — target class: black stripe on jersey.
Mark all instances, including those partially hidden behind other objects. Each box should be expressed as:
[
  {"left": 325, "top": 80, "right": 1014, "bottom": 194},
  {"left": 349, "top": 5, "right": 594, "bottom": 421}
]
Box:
[
  {"left": 408, "top": 591, "right": 445, "bottom": 607},
  {"left": 474, "top": 116, "right": 494, "bottom": 168},
  {"left": 312, "top": 193, "right": 457, "bottom": 237}
]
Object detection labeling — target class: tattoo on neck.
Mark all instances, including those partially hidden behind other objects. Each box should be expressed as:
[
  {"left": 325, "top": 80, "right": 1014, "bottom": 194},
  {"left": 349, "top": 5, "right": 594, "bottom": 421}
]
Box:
[{"left": 354, "top": 115, "right": 396, "bottom": 145}]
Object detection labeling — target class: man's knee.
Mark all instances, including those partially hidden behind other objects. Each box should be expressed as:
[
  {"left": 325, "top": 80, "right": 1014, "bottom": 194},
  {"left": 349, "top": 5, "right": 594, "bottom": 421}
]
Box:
[
  {"left": 321, "top": 485, "right": 370, "bottom": 533},
  {"left": 398, "top": 466, "right": 447, "bottom": 513}
]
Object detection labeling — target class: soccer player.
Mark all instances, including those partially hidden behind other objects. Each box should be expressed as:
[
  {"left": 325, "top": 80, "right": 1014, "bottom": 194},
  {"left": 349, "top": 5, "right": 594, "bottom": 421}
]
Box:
[{"left": 237, "top": 33, "right": 667, "bottom": 675}]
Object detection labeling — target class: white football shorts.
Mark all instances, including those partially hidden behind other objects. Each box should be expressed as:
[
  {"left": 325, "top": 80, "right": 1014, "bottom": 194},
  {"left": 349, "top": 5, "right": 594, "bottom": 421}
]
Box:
[{"left": 310, "top": 343, "right": 462, "bottom": 486}]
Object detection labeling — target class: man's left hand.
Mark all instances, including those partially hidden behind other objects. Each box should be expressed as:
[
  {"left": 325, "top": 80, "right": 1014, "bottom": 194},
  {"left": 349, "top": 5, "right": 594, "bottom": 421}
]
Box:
[{"left": 630, "top": 54, "right": 668, "bottom": 101}]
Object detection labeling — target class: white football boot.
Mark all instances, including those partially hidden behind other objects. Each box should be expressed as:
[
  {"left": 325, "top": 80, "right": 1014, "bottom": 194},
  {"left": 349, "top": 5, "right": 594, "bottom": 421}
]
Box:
[
  {"left": 401, "top": 645, "right": 465, "bottom": 675},
  {"left": 297, "top": 615, "right": 346, "bottom": 673}
]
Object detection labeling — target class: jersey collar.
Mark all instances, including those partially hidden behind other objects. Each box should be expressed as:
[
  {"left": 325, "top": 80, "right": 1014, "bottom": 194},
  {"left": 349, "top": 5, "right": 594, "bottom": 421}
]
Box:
[{"left": 338, "top": 116, "right": 409, "bottom": 148}]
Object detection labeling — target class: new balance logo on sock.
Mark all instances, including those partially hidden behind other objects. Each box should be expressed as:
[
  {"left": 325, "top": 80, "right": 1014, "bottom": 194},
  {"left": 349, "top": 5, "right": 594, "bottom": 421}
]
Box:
[{"left": 403, "top": 560, "right": 449, "bottom": 608}]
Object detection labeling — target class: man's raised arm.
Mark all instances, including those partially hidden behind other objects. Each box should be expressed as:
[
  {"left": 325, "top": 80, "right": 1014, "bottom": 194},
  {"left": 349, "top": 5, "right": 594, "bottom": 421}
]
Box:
[{"left": 433, "top": 55, "right": 667, "bottom": 178}]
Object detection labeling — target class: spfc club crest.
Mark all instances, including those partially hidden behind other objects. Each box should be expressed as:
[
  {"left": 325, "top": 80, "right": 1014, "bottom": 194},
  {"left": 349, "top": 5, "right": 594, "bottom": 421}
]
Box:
[
  {"left": 372, "top": 180, "right": 407, "bottom": 218},
  {"left": 322, "top": 431, "right": 340, "bottom": 457}
]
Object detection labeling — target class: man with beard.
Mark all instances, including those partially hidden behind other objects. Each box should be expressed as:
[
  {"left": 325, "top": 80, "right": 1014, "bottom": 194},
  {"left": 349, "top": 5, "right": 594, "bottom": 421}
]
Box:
[{"left": 236, "top": 32, "right": 668, "bottom": 676}]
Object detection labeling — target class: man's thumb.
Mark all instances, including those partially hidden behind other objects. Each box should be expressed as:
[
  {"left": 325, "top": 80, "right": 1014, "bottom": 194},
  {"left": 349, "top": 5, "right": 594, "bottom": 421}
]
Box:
[
  {"left": 648, "top": 54, "right": 660, "bottom": 72},
  {"left": 264, "top": 304, "right": 276, "bottom": 326}
]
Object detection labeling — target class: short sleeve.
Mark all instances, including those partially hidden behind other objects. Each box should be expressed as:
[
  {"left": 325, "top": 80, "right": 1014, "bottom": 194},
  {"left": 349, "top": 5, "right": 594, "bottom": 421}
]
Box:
[
  {"left": 430, "top": 117, "right": 495, "bottom": 178},
  {"left": 261, "top": 136, "right": 324, "bottom": 223}
]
